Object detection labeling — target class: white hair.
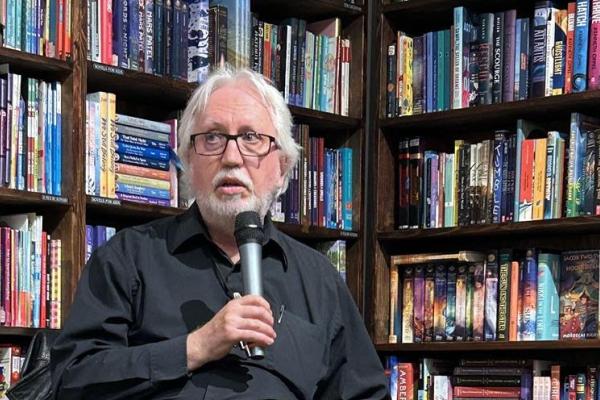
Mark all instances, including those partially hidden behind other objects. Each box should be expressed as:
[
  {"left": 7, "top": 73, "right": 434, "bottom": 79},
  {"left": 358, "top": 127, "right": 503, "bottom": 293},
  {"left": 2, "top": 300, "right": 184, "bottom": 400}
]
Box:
[{"left": 178, "top": 66, "right": 301, "bottom": 199}]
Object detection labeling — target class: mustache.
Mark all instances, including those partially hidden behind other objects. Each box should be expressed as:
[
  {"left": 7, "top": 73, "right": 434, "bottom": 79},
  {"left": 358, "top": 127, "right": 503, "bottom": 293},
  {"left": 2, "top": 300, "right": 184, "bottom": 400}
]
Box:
[{"left": 212, "top": 169, "right": 254, "bottom": 191}]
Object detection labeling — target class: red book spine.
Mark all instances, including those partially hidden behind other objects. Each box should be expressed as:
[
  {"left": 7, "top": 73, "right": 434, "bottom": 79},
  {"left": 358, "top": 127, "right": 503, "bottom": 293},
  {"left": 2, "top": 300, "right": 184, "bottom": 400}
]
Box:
[
  {"left": 588, "top": 0, "right": 600, "bottom": 90},
  {"left": 519, "top": 139, "right": 535, "bottom": 220},
  {"left": 318, "top": 138, "right": 324, "bottom": 227},
  {"left": 39, "top": 234, "right": 47, "bottom": 328},
  {"left": 397, "top": 362, "right": 415, "bottom": 400},
  {"left": 58, "top": 0, "right": 65, "bottom": 59},
  {"left": 565, "top": 2, "right": 576, "bottom": 93},
  {"left": 551, "top": 365, "right": 561, "bottom": 400}
]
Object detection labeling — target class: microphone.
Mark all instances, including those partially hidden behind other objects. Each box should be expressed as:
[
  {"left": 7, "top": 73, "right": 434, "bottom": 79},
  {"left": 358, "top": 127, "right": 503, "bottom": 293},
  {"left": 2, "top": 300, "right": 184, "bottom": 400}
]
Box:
[{"left": 234, "top": 211, "right": 265, "bottom": 359}]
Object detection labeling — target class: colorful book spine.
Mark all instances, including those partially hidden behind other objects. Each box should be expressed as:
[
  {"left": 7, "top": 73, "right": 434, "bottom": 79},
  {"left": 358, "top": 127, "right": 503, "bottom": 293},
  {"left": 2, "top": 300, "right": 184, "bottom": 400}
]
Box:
[
  {"left": 413, "top": 264, "right": 425, "bottom": 343},
  {"left": 455, "top": 264, "right": 467, "bottom": 341},
  {"left": 445, "top": 264, "right": 457, "bottom": 341},
  {"left": 521, "top": 249, "right": 538, "bottom": 341},
  {"left": 115, "top": 182, "right": 170, "bottom": 199},
  {"left": 573, "top": 0, "right": 590, "bottom": 92},
  {"left": 402, "top": 266, "right": 414, "bottom": 343},
  {"left": 484, "top": 251, "right": 499, "bottom": 341},
  {"left": 536, "top": 252, "right": 561, "bottom": 340},
  {"left": 434, "top": 264, "right": 447, "bottom": 341},
  {"left": 472, "top": 261, "right": 485, "bottom": 341}
]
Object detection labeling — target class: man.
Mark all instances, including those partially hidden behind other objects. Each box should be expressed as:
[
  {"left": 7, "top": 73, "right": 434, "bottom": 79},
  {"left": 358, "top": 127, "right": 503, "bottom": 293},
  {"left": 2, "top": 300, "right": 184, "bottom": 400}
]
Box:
[{"left": 51, "top": 67, "right": 388, "bottom": 399}]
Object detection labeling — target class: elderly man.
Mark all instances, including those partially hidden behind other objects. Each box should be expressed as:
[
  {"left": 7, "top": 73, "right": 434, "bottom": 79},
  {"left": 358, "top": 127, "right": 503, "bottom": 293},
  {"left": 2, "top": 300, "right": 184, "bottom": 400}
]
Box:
[{"left": 50, "top": 67, "right": 388, "bottom": 399}]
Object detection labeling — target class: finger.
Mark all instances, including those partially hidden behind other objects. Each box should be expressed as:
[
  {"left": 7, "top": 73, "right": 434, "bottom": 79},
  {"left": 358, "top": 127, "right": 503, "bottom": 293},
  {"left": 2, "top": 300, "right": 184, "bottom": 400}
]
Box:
[
  {"left": 235, "top": 318, "right": 277, "bottom": 340},
  {"left": 237, "top": 330, "right": 276, "bottom": 347},
  {"left": 236, "top": 295, "right": 272, "bottom": 310},
  {"left": 237, "top": 305, "right": 275, "bottom": 326}
]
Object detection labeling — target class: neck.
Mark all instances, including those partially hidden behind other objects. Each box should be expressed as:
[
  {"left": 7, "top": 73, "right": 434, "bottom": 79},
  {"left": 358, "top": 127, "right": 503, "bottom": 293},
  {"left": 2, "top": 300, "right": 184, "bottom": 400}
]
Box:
[{"left": 209, "top": 227, "right": 240, "bottom": 264}]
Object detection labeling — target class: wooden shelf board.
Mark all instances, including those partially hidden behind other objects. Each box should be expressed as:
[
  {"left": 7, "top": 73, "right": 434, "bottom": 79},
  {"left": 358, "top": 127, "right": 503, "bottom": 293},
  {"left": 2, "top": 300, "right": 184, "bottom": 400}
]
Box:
[
  {"left": 380, "top": 90, "right": 600, "bottom": 133},
  {"left": 376, "top": 340, "right": 600, "bottom": 353},
  {"left": 275, "top": 222, "right": 359, "bottom": 240},
  {"left": 86, "top": 195, "right": 184, "bottom": 220},
  {"left": 0, "top": 47, "right": 72, "bottom": 79},
  {"left": 87, "top": 61, "right": 195, "bottom": 106},
  {"left": 378, "top": 216, "right": 600, "bottom": 242},
  {"left": 289, "top": 105, "right": 361, "bottom": 130},
  {"left": 0, "top": 327, "right": 55, "bottom": 337},
  {"left": 252, "top": 0, "right": 363, "bottom": 20},
  {"left": 0, "top": 187, "right": 70, "bottom": 208}
]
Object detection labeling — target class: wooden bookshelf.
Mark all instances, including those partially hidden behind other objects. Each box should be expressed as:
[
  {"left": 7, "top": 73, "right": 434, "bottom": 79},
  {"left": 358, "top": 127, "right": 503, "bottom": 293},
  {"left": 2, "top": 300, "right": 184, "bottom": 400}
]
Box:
[
  {"left": 378, "top": 216, "right": 600, "bottom": 242},
  {"left": 380, "top": 90, "right": 600, "bottom": 133},
  {"left": 0, "top": 47, "right": 72, "bottom": 79},
  {"left": 0, "top": 0, "right": 368, "bottom": 343},
  {"left": 367, "top": 0, "right": 600, "bottom": 370},
  {"left": 275, "top": 222, "right": 359, "bottom": 241},
  {"left": 251, "top": 0, "right": 363, "bottom": 20},
  {"left": 0, "top": 188, "right": 70, "bottom": 209},
  {"left": 375, "top": 340, "right": 600, "bottom": 353}
]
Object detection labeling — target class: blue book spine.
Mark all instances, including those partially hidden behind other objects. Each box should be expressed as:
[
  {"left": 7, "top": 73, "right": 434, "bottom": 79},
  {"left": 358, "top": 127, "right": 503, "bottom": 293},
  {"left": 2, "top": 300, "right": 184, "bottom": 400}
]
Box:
[
  {"left": 432, "top": 32, "right": 438, "bottom": 112},
  {"left": 95, "top": 225, "right": 107, "bottom": 248},
  {"left": 521, "top": 249, "right": 538, "bottom": 341},
  {"left": 120, "top": 0, "right": 129, "bottom": 68},
  {"left": 115, "top": 182, "right": 170, "bottom": 199},
  {"left": 145, "top": 0, "right": 154, "bottom": 73},
  {"left": 531, "top": 2, "right": 550, "bottom": 98},
  {"left": 446, "top": 265, "right": 457, "bottom": 340},
  {"left": 85, "top": 225, "right": 94, "bottom": 263},
  {"left": 492, "top": 133, "right": 505, "bottom": 223},
  {"left": 430, "top": 153, "right": 439, "bottom": 227},
  {"left": 5, "top": 0, "right": 14, "bottom": 49},
  {"left": 115, "top": 153, "right": 170, "bottom": 170},
  {"left": 519, "top": 19, "right": 531, "bottom": 101},
  {"left": 115, "top": 133, "right": 169, "bottom": 150},
  {"left": 115, "top": 141, "right": 170, "bottom": 161},
  {"left": 45, "top": 83, "right": 52, "bottom": 195},
  {"left": 128, "top": 0, "right": 139, "bottom": 69},
  {"left": 574, "top": 0, "right": 590, "bottom": 92},
  {"left": 535, "top": 253, "right": 560, "bottom": 340},
  {"left": 340, "top": 147, "right": 353, "bottom": 230},
  {"left": 54, "top": 83, "right": 61, "bottom": 195},
  {"left": 426, "top": 32, "right": 434, "bottom": 113},
  {"left": 113, "top": 0, "right": 123, "bottom": 66},
  {"left": 323, "top": 149, "right": 332, "bottom": 229},
  {"left": 388, "top": 355, "right": 398, "bottom": 399},
  {"left": 514, "top": 19, "right": 522, "bottom": 100}
]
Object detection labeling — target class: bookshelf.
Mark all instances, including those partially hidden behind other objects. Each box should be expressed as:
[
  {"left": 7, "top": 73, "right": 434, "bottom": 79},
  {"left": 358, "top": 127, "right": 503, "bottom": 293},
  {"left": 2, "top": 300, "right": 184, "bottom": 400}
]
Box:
[
  {"left": 369, "top": 0, "right": 600, "bottom": 368},
  {"left": 0, "top": 0, "right": 369, "bottom": 345}
]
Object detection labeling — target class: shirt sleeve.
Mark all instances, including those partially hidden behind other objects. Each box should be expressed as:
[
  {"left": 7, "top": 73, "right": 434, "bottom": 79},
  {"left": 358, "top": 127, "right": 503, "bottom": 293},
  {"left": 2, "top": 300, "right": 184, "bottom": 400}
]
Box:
[
  {"left": 50, "top": 242, "right": 190, "bottom": 399},
  {"left": 315, "top": 276, "right": 389, "bottom": 400}
]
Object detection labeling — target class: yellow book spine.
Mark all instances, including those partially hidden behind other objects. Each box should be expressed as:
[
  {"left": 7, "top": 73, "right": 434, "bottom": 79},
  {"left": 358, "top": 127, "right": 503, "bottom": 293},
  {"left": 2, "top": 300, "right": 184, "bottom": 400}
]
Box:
[
  {"left": 453, "top": 139, "right": 464, "bottom": 226},
  {"left": 533, "top": 138, "right": 547, "bottom": 220},
  {"left": 402, "top": 36, "right": 413, "bottom": 116},
  {"left": 99, "top": 92, "right": 108, "bottom": 197},
  {"left": 389, "top": 263, "right": 399, "bottom": 344},
  {"left": 107, "top": 93, "right": 117, "bottom": 198},
  {"left": 115, "top": 173, "right": 171, "bottom": 190}
]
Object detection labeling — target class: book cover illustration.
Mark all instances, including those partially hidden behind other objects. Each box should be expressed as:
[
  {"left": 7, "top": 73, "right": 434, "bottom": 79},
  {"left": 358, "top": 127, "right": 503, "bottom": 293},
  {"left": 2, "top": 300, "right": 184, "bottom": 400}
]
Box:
[{"left": 560, "top": 250, "right": 599, "bottom": 339}]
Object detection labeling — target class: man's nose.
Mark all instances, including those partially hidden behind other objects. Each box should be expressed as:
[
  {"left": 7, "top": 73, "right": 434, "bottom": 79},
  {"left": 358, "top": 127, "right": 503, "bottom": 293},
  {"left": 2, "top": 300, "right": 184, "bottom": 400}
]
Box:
[{"left": 221, "top": 138, "right": 244, "bottom": 166}]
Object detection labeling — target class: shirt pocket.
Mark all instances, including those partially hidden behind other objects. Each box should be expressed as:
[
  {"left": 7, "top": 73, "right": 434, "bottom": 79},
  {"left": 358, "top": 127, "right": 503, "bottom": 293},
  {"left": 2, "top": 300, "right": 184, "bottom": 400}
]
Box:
[{"left": 263, "top": 310, "right": 328, "bottom": 398}]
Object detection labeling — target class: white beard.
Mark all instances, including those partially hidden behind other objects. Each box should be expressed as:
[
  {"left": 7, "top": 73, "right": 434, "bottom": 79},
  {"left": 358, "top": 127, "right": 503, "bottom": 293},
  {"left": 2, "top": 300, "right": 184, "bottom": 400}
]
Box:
[{"left": 194, "top": 168, "right": 280, "bottom": 235}]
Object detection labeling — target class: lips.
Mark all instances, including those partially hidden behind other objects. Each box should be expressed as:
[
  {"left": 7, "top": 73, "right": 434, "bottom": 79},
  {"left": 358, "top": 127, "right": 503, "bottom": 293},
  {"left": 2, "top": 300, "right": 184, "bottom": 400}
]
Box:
[{"left": 216, "top": 177, "right": 249, "bottom": 195}]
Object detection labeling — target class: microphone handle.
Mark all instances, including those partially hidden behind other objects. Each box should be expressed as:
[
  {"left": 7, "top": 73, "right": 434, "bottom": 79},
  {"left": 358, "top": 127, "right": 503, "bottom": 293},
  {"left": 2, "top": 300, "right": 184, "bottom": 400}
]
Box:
[{"left": 239, "top": 242, "right": 264, "bottom": 359}]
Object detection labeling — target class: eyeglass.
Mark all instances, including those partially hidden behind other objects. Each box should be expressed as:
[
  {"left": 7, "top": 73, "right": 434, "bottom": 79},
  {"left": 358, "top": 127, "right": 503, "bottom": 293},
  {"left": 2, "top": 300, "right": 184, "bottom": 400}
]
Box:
[{"left": 190, "top": 132, "right": 279, "bottom": 157}]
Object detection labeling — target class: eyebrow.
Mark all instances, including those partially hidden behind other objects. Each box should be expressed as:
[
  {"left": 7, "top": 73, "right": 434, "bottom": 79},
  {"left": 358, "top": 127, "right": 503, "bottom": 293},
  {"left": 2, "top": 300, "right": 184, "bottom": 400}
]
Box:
[{"left": 198, "top": 121, "right": 261, "bottom": 133}]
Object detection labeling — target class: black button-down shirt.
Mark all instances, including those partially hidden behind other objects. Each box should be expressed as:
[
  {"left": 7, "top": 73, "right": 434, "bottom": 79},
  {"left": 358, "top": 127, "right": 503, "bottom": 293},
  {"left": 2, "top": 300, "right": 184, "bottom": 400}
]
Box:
[{"left": 50, "top": 204, "right": 388, "bottom": 399}]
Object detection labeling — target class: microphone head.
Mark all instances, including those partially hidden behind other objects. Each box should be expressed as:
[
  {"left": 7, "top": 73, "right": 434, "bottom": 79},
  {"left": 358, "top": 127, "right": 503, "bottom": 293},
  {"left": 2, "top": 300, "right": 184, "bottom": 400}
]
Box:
[{"left": 234, "top": 211, "right": 265, "bottom": 246}]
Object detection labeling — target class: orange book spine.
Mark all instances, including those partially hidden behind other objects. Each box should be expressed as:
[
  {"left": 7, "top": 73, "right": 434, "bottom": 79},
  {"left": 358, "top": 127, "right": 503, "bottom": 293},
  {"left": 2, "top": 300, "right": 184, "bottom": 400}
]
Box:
[
  {"left": 115, "top": 163, "right": 171, "bottom": 181},
  {"left": 57, "top": 0, "right": 65, "bottom": 59},
  {"left": 508, "top": 260, "right": 520, "bottom": 341}
]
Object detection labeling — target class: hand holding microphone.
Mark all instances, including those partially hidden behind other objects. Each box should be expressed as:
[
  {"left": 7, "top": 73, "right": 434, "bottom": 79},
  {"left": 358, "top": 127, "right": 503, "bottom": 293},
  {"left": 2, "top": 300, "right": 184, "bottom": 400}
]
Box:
[{"left": 185, "top": 211, "right": 273, "bottom": 371}]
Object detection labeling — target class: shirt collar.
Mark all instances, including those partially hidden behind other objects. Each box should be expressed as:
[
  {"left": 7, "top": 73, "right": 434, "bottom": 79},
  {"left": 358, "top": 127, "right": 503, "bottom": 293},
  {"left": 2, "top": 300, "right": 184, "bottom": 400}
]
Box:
[{"left": 167, "top": 202, "right": 288, "bottom": 269}]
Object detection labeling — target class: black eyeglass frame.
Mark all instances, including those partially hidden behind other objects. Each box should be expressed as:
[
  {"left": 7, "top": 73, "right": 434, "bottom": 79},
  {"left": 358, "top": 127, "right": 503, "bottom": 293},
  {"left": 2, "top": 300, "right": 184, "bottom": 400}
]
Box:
[{"left": 190, "top": 132, "right": 279, "bottom": 157}]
